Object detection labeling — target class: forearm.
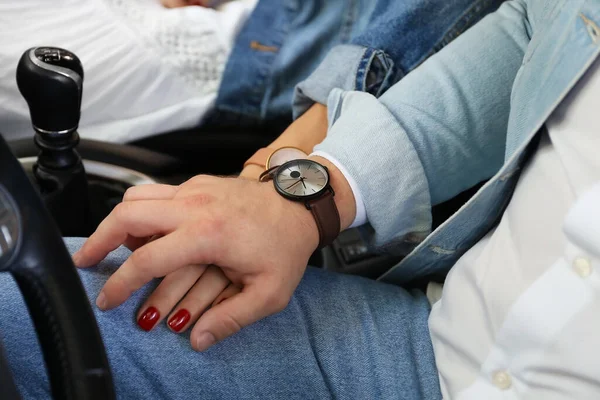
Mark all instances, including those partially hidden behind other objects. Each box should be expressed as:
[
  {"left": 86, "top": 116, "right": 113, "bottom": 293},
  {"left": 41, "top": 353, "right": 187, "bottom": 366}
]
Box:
[
  {"left": 316, "top": 1, "right": 531, "bottom": 247},
  {"left": 240, "top": 103, "right": 328, "bottom": 179}
]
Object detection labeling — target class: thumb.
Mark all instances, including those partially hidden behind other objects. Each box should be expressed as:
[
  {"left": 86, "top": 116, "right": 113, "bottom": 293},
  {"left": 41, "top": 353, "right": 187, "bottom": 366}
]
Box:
[{"left": 190, "top": 283, "right": 290, "bottom": 351}]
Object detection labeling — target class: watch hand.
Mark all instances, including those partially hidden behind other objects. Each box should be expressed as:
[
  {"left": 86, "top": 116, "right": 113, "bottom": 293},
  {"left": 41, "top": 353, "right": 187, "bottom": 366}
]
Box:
[
  {"left": 301, "top": 179, "right": 307, "bottom": 189},
  {"left": 285, "top": 180, "right": 302, "bottom": 190}
]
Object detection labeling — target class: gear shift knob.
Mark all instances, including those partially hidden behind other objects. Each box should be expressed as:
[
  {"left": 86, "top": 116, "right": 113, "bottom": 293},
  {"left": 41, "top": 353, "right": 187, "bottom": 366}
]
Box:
[
  {"left": 17, "top": 47, "right": 84, "bottom": 135},
  {"left": 15, "top": 47, "right": 91, "bottom": 236}
]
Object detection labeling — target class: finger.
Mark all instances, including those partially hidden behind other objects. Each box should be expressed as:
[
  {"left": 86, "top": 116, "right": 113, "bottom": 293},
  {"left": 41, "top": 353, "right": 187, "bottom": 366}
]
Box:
[
  {"left": 190, "top": 282, "right": 290, "bottom": 351},
  {"left": 136, "top": 264, "right": 208, "bottom": 331},
  {"left": 97, "top": 230, "right": 210, "bottom": 310},
  {"left": 74, "top": 200, "right": 181, "bottom": 268},
  {"left": 166, "top": 266, "right": 230, "bottom": 333},
  {"left": 120, "top": 185, "right": 178, "bottom": 252},
  {"left": 212, "top": 283, "right": 241, "bottom": 307},
  {"left": 123, "top": 184, "right": 178, "bottom": 202}
]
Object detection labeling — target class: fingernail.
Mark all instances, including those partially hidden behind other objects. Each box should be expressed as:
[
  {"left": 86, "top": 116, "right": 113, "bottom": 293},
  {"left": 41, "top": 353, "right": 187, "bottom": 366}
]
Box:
[
  {"left": 168, "top": 309, "right": 191, "bottom": 333},
  {"left": 72, "top": 252, "right": 82, "bottom": 266},
  {"left": 73, "top": 251, "right": 93, "bottom": 268},
  {"left": 195, "top": 332, "right": 216, "bottom": 352},
  {"left": 96, "top": 291, "right": 107, "bottom": 310},
  {"left": 137, "top": 307, "right": 160, "bottom": 332}
]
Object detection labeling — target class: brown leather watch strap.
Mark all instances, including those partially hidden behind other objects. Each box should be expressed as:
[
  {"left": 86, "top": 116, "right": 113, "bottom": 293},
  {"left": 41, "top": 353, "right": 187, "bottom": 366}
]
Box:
[
  {"left": 260, "top": 163, "right": 340, "bottom": 248},
  {"left": 306, "top": 189, "right": 340, "bottom": 248}
]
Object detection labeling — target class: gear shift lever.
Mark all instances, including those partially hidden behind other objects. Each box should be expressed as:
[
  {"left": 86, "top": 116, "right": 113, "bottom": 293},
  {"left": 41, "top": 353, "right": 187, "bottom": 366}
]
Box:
[
  {"left": 16, "top": 47, "right": 91, "bottom": 236},
  {"left": 17, "top": 47, "right": 83, "bottom": 136}
]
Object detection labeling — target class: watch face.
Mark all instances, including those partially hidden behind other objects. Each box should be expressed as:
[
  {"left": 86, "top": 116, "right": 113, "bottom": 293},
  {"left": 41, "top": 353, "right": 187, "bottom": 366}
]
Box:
[
  {"left": 274, "top": 160, "right": 329, "bottom": 200},
  {"left": 267, "top": 147, "right": 307, "bottom": 169}
]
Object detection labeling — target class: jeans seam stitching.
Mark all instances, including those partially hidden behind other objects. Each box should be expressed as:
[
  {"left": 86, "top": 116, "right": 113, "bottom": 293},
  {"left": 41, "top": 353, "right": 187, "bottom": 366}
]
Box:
[{"left": 339, "top": 0, "right": 359, "bottom": 43}]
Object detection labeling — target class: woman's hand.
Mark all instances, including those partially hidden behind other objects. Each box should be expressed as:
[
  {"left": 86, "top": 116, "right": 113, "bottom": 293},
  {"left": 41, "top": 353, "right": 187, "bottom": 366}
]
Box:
[
  {"left": 117, "top": 186, "right": 239, "bottom": 334},
  {"left": 73, "top": 176, "right": 321, "bottom": 351},
  {"left": 136, "top": 264, "right": 234, "bottom": 332},
  {"left": 136, "top": 262, "right": 242, "bottom": 333}
]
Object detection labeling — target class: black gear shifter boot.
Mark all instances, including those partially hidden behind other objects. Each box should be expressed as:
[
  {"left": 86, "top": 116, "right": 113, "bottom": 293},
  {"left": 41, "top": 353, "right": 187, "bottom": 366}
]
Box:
[{"left": 16, "top": 47, "right": 92, "bottom": 236}]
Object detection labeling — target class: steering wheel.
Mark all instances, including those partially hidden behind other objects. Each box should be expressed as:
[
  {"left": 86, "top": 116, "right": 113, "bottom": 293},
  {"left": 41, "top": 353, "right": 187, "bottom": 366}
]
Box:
[{"left": 0, "top": 133, "right": 115, "bottom": 399}]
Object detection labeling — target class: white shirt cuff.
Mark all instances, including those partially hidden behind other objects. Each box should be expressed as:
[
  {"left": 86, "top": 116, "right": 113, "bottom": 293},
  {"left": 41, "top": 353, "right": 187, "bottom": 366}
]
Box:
[{"left": 310, "top": 150, "right": 368, "bottom": 228}]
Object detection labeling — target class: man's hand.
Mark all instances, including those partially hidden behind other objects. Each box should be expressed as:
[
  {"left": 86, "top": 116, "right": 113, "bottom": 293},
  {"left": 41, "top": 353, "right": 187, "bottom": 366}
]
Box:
[
  {"left": 115, "top": 191, "right": 234, "bottom": 334},
  {"left": 73, "top": 176, "right": 319, "bottom": 351}
]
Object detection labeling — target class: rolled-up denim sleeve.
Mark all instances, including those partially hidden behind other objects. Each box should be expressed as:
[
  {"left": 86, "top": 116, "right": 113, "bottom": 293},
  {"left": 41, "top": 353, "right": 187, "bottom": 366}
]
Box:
[
  {"left": 317, "top": 89, "right": 432, "bottom": 252},
  {"left": 314, "top": 1, "right": 530, "bottom": 251},
  {"left": 292, "top": 0, "right": 507, "bottom": 119},
  {"left": 293, "top": 44, "right": 397, "bottom": 119}
]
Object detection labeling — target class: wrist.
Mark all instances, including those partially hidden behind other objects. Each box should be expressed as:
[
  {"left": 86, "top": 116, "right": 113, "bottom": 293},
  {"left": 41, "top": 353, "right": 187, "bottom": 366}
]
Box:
[
  {"left": 239, "top": 164, "right": 264, "bottom": 180},
  {"left": 258, "top": 103, "right": 328, "bottom": 158},
  {"left": 259, "top": 156, "right": 354, "bottom": 250},
  {"left": 308, "top": 155, "right": 356, "bottom": 231},
  {"left": 279, "top": 103, "right": 328, "bottom": 154},
  {"left": 261, "top": 181, "right": 320, "bottom": 252},
  {"left": 242, "top": 103, "right": 328, "bottom": 179}
]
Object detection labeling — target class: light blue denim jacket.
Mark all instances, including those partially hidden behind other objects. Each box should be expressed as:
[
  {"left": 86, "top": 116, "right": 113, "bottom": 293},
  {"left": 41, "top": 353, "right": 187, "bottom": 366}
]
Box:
[
  {"left": 215, "top": 0, "right": 504, "bottom": 125},
  {"left": 313, "top": 0, "right": 600, "bottom": 284}
]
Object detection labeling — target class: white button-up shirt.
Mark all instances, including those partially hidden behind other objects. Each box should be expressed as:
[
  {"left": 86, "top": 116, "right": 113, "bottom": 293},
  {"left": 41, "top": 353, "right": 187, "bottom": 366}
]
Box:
[
  {"left": 315, "top": 44, "right": 600, "bottom": 400},
  {"left": 428, "top": 55, "right": 600, "bottom": 399}
]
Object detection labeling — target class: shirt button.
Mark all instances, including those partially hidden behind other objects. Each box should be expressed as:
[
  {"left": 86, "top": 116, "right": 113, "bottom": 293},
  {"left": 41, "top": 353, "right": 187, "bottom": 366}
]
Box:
[
  {"left": 492, "top": 371, "right": 512, "bottom": 390},
  {"left": 573, "top": 257, "right": 592, "bottom": 278}
]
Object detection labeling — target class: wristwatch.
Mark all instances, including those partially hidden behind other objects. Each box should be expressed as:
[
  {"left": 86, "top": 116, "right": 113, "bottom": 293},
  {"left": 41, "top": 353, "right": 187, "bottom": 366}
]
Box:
[
  {"left": 260, "top": 159, "right": 340, "bottom": 248},
  {"left": 244, "top": 147, "right": 307, "bottom": 171}
]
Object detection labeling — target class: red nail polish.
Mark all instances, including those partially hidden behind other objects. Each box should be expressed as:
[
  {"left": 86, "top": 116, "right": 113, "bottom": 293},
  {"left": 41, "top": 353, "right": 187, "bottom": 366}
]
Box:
[
  {"left": 168, "top": 309, "right": 191, "bottom": 333},
  {"left": 137, "top": 307, "right": 160, "bottom": 332}
]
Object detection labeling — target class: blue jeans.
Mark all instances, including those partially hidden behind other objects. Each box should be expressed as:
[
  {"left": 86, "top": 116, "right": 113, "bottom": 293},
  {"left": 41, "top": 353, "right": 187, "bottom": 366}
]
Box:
[{"left": 0, "top": 238, "right": 440, "bottom": 399}]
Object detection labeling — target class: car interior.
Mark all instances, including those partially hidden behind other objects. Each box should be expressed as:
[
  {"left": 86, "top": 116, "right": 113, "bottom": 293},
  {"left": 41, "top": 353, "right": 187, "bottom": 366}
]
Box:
[{"left": 0, "top": 45, "right": 479, "bottom": 399}]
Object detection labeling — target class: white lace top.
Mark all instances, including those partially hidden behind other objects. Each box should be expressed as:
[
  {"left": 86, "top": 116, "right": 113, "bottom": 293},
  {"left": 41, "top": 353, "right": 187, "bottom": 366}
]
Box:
[
  {"left": 0, "top": 0, "right": 257, "bottom": 142},
  {"left": 104, "top": 0, "right": 257, "bottom": 95}
]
